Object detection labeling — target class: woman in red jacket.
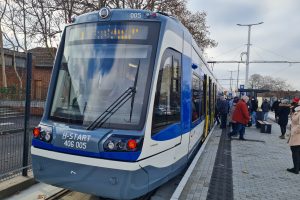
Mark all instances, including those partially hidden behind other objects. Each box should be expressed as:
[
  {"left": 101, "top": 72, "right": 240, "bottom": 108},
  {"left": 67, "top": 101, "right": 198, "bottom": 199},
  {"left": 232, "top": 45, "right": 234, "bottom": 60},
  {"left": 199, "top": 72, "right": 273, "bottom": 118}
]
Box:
[{"left": 231, "top": 96, "right": 250, "bottom": 140}]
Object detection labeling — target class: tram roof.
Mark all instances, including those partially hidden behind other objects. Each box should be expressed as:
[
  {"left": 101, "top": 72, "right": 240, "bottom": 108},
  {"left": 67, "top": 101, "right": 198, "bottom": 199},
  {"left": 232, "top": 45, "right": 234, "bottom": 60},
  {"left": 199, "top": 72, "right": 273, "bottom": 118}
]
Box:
[
  {"left": 69, "top": 8, "right": 221, "bottom": 87},
  {"left": 71, "top": 8, "right": 178, "bottom": 25}
]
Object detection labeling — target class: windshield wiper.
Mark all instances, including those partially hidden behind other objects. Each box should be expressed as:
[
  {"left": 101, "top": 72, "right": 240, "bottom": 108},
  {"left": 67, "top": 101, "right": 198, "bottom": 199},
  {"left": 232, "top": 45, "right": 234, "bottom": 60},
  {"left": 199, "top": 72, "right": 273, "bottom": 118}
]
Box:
[
  {"left": 129, "top": 60, "right": 140, "bottom": 122},
  {"left": 86, "top": 60, "right": 141, "bottom": 130},
  {"left": 86, "top": 87, "right": 136, "bottom": 130}
]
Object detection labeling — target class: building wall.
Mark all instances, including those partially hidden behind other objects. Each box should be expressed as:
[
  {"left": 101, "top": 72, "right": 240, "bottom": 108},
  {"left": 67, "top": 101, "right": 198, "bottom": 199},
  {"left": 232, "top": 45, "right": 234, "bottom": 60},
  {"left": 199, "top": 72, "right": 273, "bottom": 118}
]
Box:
[
  {"left": 31, "top": 65, "right": 52, "bottom": 100},
  {"left": 0, "top": 48, "right": 55, "bottom": 101}
]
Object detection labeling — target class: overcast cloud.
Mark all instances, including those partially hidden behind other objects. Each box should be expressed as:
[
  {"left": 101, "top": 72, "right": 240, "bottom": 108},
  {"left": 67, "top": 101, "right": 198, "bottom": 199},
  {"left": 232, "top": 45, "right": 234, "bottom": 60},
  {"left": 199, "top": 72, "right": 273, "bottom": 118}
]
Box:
[{"left": 187, "top": 0, "right": 300, "bottom": 90}]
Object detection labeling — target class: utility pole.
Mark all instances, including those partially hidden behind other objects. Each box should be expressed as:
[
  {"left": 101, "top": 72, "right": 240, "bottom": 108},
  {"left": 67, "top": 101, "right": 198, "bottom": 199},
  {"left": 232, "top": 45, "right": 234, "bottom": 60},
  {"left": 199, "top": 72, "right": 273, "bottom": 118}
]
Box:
[
  {"left": 237, "top": 22, "right": 263, "bottom": 88},
  {"left": 229, "top": 70, "right": 236, "bottom": 92},
  {"left": 237, "top": 52, "right": 247, "bottom": 90}
]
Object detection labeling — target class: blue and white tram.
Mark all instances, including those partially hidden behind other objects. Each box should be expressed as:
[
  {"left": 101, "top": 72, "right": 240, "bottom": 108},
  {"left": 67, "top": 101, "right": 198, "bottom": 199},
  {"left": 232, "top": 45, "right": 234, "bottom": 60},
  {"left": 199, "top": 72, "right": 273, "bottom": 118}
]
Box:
[{"left": 31, "top": 8, "right": 220, "bottom": 200}]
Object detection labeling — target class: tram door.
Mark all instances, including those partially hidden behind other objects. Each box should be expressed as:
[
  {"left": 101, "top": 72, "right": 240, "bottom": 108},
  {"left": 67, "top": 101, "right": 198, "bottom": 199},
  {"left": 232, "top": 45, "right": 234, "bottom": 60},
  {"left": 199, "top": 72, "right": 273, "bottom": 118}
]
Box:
[
  {"left": 209, "top": 78, "right": 213, "bottom": 129},
  {"left": 203, "top": 75, "right": 209, "bottom": 138},
  {"left": 212, "top": 83, "right": 216, "bottom": 127}
]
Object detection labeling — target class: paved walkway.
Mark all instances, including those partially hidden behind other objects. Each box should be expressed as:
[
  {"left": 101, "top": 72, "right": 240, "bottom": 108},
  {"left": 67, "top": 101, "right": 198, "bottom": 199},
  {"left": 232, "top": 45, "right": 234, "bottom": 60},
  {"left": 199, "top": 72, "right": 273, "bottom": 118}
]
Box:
[{"left": 180, "top": 116, "right": 300, "bottom": 200}]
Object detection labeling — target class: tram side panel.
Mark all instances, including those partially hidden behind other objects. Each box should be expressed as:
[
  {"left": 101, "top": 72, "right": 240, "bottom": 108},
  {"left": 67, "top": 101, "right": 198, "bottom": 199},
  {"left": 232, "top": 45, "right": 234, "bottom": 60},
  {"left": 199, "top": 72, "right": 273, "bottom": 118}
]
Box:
[
  {"left": 138, "top": 24, "right": 187, "bottom": 192},
  {"left": 188, "top": 47, "right": 206, "bottom": 157}
]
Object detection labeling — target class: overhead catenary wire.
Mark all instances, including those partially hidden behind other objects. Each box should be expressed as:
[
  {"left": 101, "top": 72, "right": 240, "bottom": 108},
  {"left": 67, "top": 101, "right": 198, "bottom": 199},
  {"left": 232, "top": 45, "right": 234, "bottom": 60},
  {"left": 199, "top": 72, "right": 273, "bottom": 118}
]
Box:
[
  {"left": 211, "top": 44, "right": 245, "bottom": 59},
  {"left": 251, "top": 47, "right": 265, "bottom": 60},
  {"left": 254, "top": 45, "right": 295, "bottom": 61}
]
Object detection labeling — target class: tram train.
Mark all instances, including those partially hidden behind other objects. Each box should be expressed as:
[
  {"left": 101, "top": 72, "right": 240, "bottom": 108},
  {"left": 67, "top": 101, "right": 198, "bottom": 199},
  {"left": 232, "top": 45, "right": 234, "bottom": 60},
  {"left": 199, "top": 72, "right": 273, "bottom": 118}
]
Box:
[{"left": 31, "top": 8, "right": 221, "bottom": 200}]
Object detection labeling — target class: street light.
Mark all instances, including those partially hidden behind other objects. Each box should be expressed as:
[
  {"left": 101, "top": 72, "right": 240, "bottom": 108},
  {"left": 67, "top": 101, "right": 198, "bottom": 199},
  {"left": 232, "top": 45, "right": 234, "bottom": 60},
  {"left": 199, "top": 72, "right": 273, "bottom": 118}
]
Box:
[
  {"left": 237, "top": 52, "right": 247, "bottom": 90},
  {"left": 237, "top": 22, "right": 264, "bottom": 88}
]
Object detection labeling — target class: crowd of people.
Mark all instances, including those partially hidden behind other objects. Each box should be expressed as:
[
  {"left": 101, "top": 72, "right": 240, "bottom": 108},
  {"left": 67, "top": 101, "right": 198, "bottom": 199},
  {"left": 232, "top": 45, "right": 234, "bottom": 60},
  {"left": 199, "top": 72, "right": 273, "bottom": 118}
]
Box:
[{"left": 215, "top": 95, "right": 300, "bottom": 174}]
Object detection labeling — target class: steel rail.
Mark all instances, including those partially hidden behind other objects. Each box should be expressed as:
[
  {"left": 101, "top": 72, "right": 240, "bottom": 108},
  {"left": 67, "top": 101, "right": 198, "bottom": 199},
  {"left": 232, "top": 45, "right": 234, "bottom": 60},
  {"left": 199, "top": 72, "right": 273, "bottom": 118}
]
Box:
[{"left": 45, "top": 189, "right": 71, "bottom": 200}]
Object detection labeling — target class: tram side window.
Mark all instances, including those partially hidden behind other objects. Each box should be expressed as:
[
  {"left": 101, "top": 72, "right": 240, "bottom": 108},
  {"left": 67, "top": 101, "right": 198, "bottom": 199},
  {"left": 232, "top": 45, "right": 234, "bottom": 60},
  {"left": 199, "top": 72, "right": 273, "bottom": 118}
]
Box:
[
  {"left": 152, "top": 49, "right": 181, "bottom": 134},
  {"left": 192, "top": 74, "right": 200, "bottom": 122},
  {"left": 199, "top": 78, "right": 204, "bottom": 117}
]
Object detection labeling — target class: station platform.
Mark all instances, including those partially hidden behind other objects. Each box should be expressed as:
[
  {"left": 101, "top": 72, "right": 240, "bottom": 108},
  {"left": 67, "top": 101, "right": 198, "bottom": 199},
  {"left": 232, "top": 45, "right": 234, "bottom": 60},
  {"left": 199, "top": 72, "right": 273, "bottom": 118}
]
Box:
[
  {"left": 175, "top": 113, "right": 300, "bottom": 200},
  {"left": 2, "top": 113, "right": 299, "bottom": 200}
]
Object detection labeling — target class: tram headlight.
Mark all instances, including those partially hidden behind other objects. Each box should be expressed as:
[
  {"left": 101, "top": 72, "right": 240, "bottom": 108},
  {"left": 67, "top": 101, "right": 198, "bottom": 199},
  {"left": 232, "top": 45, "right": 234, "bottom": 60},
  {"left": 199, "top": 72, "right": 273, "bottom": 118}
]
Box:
[
  {"left": 44, "top": 132, "right": 52, "bottom": 142},
  {"left": 107, "top": 141, "right": 115, "bottom": 150},
  {"left": 33, "top": 125, "right": 52, "bottom": 143},
  {"left": 117, "top": 141, "right": 126, "bottom": 150},
  {"left": 99, "top": 7, "right": 110, "bottom": 19},
  {"left": 103, "top": 135, "right": 143, "bottom": 152}
]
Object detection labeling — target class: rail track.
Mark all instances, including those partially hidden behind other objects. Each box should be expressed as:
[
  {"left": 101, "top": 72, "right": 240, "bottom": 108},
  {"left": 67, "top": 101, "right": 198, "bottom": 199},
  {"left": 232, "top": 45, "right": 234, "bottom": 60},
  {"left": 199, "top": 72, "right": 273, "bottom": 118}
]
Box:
[
  {"left": 45, "top": 189, "right": 71, "bottom": 200},
  {"left": 45, "top": 187, "right": 159, "bottom": 200},
  {"left": 44, "top": 173, "right": 181, "bottom": 200}
]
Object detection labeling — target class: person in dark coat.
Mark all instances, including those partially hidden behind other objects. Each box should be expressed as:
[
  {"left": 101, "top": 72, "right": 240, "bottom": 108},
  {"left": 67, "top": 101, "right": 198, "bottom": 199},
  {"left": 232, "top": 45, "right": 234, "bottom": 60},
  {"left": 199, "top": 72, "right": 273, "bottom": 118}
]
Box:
[
  {"left": 250, "top": 97, "right": 258, "bottom": 125},
  {"left": 278, "top": 99, "right": 291, "bottom": 139},
  {"left": 217, "top": 96, "right": 229, "bottom": 129},
  {"left": 261, "top": 99, "right": 271, "bottom": 121},
  {"left": 215, "top": 97, "right": 221, "bottom": 125},
  {"left": 271, "top": 99, "right": 281, "bottom": 122}
]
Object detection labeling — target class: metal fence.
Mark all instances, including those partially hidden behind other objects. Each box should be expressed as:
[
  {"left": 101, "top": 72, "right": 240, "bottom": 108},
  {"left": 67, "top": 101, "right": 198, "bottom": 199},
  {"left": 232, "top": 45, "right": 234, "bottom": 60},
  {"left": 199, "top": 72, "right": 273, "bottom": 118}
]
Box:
[
  {"left": 0, "top": 132, "right": 32, "bottom": 181},
  {"left": 0, "top": 53, "right": 51, "bottom": 181}
]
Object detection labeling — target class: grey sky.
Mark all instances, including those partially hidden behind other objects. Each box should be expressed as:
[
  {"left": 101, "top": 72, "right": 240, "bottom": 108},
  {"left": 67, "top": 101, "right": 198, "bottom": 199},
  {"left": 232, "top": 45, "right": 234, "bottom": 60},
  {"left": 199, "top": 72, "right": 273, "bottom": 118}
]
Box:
[{"left": 187, "top": 0, "right": 300, "bottom": 91}]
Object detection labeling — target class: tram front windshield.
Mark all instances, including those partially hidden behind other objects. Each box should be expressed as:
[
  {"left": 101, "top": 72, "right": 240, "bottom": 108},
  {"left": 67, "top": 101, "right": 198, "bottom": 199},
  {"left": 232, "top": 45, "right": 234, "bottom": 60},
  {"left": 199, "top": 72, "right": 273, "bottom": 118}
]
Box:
[{"left": 50, "top": 22, "right": 159, "bottom": 129}]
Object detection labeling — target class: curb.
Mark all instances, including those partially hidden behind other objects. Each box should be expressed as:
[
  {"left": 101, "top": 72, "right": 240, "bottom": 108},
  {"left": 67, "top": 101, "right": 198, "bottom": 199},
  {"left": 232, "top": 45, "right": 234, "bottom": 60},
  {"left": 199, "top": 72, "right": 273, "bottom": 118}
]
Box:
[
  {"left": 0, "top": 176, "right": 37, "bottom": 199},
  {"left": 170, "top": 124, "right": 216, "bottom": 200}
]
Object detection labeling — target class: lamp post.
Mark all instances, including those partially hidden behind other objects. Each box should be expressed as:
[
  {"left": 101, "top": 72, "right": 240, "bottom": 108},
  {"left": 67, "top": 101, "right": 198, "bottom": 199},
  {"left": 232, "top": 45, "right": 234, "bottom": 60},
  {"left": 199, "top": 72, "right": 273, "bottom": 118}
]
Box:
[
  {"left": 237, "top": 22, "right": 263, "bottom": 88},
  {"left": 237, "top": 52, "right": 247, "bottom": 90}
]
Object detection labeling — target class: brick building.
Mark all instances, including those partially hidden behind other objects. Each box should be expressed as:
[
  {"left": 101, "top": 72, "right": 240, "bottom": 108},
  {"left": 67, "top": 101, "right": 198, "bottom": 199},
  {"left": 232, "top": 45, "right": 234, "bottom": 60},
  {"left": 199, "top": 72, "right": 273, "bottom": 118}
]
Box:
[
  {"left": 0, "top": 48, "right": 27, "bottom": 94},
  {"left": 0, "top": 47, "right": 56, "bottom": 100},
  {"left": 29, "top": 47, "right": 56, "bottom": 100}
]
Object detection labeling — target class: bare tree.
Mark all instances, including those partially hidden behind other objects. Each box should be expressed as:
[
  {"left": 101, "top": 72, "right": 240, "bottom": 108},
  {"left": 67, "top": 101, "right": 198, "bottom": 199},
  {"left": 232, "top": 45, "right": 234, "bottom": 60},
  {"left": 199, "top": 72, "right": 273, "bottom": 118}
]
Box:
[
  {"left": 3, "top": 33, "right": 23, "bottom": 89},
  {"left": 0, "top": 0, "right": 8, "bottom": 87},
  {"left": 25, "top": 0, "right": 62, "bottom": 58},
  {"left": 1, "top": 0, "right": 217, "bottom": 65},
  {"left": 249, "top": 74, "right": 264, "bottom": 89},
  {"left": 3, "top": 1, "right": 28, "bottom": 52},
  {"left": 249, "top": 74, "right": 292, "bottom": 91}
]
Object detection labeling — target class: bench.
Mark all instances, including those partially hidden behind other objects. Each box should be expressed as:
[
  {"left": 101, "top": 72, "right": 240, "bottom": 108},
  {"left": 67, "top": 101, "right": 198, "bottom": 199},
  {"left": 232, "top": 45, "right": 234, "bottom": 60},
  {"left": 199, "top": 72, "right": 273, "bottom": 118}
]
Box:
[{"left": 256, "top": 120, "right": 272, "bottom": 134}]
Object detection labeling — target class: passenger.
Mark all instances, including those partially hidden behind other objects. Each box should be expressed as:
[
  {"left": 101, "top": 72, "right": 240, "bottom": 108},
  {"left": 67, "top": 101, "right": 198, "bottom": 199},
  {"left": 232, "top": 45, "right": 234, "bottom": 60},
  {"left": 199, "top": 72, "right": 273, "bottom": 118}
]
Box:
[
  {"left": 246, "top": 98, "right": 253, "bottom": 127},
  {"left": 287, "top": 101, "right": 300, "bottom": 174},
  {"left": 261, "top": 99, "right": 271, "bottom": 121},
  {"left": 231, "top": 96, "right": 250, "bottom": 140},
  {"left": 215, "top": 96, "right": 221, "bottom": 124},
  {"left": 277, "top": 99, "right": 291, "bottom": 139},
  {"left": 250, "top": 97, "right": 258, "bottom": 126},
  {"left": 271, "top": 98, "right": 281, "bottom": 122},
  {"left": 291, "top": 97, "right": 300, "bottom": 113},
  {"left": 217, "top": 96, "right": 229, "bottom": 129},
  {"left": 228, "top": 96, "right": 239, "bottom": 138},
  {"left": 228, "top": 97, "right": 234, "bottom": 110},
  {"left": 215, "top": 103, "right": 220, "bottom": 125}
]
